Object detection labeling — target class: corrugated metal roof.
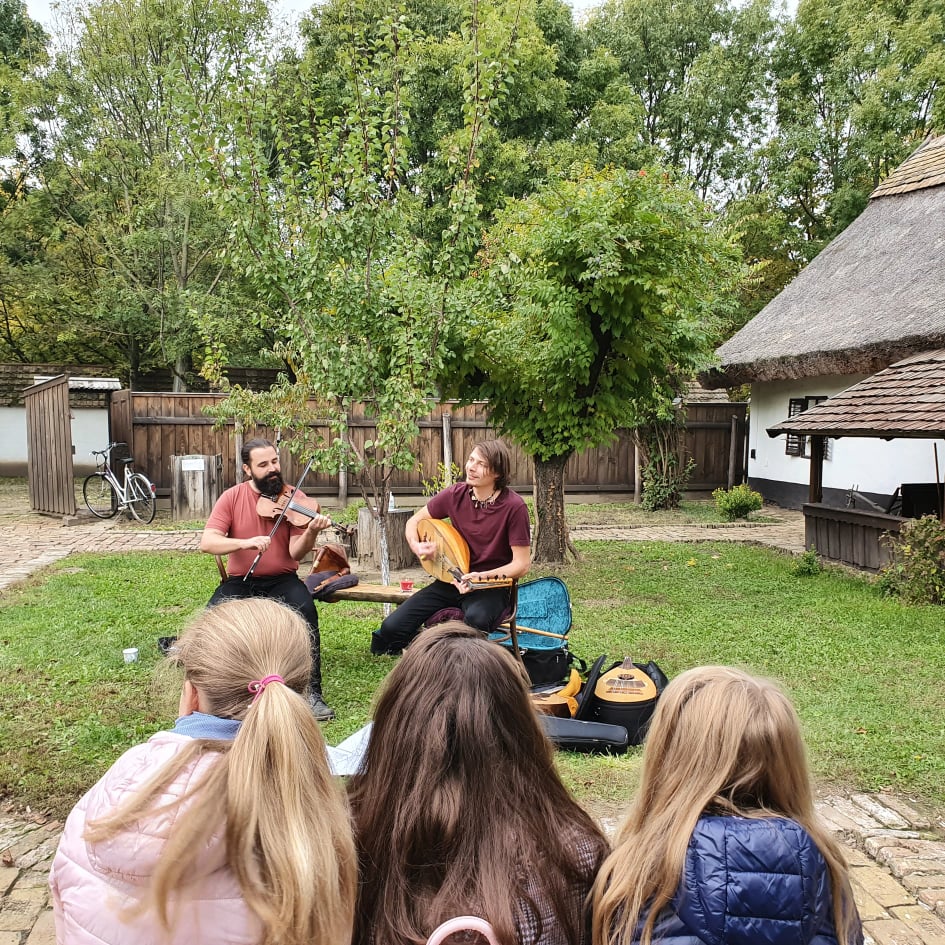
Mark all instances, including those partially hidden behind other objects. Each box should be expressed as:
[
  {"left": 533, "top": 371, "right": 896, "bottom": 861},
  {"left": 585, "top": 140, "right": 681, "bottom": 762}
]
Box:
[
  {"left": 31, "top": 375, "right": 122, "bottom": 391},
  {"left": 766, "top": 349, "right": 945, "bottom": 439}
]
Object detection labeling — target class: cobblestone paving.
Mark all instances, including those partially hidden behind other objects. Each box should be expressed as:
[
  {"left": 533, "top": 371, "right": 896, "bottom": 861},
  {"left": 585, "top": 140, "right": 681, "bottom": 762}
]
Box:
[{"left": 2, "top": 502, "right": 944, "bottom": 943}]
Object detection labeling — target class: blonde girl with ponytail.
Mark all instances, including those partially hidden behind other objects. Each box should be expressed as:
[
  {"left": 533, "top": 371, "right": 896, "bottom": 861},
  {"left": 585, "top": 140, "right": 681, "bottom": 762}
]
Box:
[{"left": 50, "top": 598, "right": 356, "bottom": 945}]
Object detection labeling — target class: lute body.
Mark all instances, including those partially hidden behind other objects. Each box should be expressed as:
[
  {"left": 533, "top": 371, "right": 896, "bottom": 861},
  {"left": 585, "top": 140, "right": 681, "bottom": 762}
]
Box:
[{"left": 416, "top": 518, "right": 512, "bottom": 588}]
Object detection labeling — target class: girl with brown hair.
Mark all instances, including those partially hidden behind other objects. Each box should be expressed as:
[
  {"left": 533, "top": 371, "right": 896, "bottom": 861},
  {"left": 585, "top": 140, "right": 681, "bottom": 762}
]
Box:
[
  {"left": 591, "top": 666, "right": 862, "bottom": 945},
  {"left": 349, "top": 621, "right": 608, "bottom": 945},
  {"left": 50, "top": 598, "right": 356, "bottom": 945}
]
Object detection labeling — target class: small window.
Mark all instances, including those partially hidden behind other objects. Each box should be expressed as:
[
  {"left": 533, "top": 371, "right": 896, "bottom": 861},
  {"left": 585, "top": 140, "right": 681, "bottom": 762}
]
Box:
[{"left": 784, "top": 396, "right": 831, "bottom": 460}]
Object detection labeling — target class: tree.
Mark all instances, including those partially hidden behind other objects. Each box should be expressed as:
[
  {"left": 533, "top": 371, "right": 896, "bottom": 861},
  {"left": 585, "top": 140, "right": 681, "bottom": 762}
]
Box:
[
  {"left": 583, "top": 0, "right": 776, "bottom": 202},
  {"left": 28, "top": 0, "right": 269, "bottom": 387},
  {"left": 759, "top": 0, "right": 944, "bottom": 251},
  {"left": 193, "top": 0, "right": 523, "bottom": 581},
  {"left": 449, "top": 167, "right": 745, "bottom": 562},
  {"left": 0, "top": 0, "right": 46, "bottom": 157}
]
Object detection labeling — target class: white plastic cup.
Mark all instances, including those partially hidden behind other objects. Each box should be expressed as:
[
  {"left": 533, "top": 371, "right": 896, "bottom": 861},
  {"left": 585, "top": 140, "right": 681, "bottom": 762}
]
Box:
[{"left": 123, "top": 647, "right": 139, "bottom": 663}]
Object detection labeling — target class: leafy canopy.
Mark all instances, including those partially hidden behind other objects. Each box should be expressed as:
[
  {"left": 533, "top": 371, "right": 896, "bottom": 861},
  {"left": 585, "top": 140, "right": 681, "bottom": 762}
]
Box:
[{"left": 451, "top": 167, "right": 745, "bottom": 462}]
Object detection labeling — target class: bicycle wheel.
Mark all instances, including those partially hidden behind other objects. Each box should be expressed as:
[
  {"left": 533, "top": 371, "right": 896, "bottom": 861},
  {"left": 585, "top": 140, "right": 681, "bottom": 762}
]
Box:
[
  {"left": 127, "top": 473, "right": 157, "bottom": 524},
  {"left": 83, "top": 472, "right": 119, "bottom": 518}
]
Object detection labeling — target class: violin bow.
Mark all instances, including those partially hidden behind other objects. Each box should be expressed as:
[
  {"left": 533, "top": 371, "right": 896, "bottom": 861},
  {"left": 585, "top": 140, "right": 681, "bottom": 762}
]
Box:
[{"left": 244, "top": 456, "right": 314, "bottom": 582}]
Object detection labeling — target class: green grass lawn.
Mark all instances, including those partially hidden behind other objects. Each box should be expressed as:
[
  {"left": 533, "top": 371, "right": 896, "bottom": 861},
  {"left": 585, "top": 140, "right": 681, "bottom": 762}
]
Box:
[{"left": 1, "top": 541, "right": 942, "bottom": 820}]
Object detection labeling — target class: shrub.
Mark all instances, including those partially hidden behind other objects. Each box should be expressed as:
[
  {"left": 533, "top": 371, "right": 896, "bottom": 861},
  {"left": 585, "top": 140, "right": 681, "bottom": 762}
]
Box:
[
  {"left": 712, "top": 483, "right": 763, "bottom": 521},
  {"left": 641, "top": 456, "right": 695, "bottom": 511},
  {"left": 421, "top": 462, "right": 463, "bottom": 497},
  {"left": 792, "top": 547, "right": 822, "bottom": 576},
  {"left": 878, "top": 516, "right": 945, "bottom": 604}
]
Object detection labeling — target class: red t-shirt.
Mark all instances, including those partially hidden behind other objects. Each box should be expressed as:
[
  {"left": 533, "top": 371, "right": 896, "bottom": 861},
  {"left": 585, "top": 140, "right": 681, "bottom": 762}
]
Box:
[
  {"left": 426, "top": 482, "right": 530, "bottom": 574},
  {"left": 205, "top": 481, "right": 305, "bottom": 577}
]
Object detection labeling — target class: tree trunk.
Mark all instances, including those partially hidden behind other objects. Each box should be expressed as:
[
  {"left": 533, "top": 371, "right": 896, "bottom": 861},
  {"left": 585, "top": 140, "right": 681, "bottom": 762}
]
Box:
[{"left": 533, "top": 453, "right": 572, "bottom": 564}]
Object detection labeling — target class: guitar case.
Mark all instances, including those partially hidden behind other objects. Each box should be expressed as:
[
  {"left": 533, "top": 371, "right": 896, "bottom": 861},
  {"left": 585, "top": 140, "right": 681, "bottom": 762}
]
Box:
[
  {"left": 538, "top": 715, "right": 629, "bottom": 754},
  {"left": 575, "top": 656, "right": 669, "bottom": 746},
  {"left": 489, "top": 576, "right": 575, "bottom": 686}
]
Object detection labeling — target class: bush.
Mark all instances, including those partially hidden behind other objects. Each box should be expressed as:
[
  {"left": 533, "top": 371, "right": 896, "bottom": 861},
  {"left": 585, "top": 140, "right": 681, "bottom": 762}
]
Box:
[
  {"left": 878, "top": 516, "right": 945, "bottom": 604},
  {"left": 421, "top": 462, "right": 463, "bottom": 498},
  {"left": 792, "top": 547, "right": 822, "bottom": 576},
  {"left": 641, "top": 456, "right": 695, "bottom": 511},
  {"left": 712, "top": 483, "right": 763, "bottom": 521}
]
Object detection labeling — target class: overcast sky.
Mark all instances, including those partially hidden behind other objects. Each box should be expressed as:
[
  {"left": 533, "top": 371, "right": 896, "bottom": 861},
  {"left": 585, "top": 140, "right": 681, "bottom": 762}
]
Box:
[{"left": 26, "top": 0, "right": 599, "bottom": 30}]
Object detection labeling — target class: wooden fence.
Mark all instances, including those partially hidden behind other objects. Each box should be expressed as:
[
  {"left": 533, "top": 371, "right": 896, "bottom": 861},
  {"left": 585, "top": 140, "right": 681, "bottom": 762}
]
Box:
[
  {"left": 26, "top": 375, "right": 77, "bottom": 516},
  {"left": 109, "top": 391, "right": 747, "bottom": 498}
]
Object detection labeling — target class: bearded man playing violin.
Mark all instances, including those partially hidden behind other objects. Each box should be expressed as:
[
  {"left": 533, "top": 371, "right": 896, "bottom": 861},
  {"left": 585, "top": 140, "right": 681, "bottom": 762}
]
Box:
[
  {"left": 370, "top": 438, "right": 531, "bottom": 656},
  {"left": 199, "top": 437, "right": 335, "bottom": 720}
]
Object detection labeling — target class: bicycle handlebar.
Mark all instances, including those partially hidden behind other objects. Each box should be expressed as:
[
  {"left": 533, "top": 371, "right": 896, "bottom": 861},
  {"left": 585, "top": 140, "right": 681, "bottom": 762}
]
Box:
[{"left": 91, "top": 442, "right": 128, "bottom": 460}]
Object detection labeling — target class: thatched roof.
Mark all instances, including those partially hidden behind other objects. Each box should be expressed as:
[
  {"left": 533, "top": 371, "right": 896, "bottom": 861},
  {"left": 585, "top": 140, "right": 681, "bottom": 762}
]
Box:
[
  {"left": 703, "top": 135, "right": 945, "bottom": 388},
  {"left": 766, "top": 349, "right": 945, "bottom": 439}
]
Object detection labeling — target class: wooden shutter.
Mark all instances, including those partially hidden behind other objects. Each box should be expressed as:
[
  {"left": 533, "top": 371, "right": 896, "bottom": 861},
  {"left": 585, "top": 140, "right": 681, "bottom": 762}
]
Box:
[{"left": 784, "top": 398, "right": 805, "bottom": 456}]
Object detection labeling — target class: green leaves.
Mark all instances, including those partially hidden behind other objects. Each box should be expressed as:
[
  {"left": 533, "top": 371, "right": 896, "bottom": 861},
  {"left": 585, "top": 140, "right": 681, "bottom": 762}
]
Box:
[{"left": 454, "top": 165, "right": 745, "bottom": 464}]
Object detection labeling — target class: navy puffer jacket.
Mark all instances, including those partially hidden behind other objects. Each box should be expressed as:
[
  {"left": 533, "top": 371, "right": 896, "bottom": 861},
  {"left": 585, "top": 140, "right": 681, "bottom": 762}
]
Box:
[{"left": 638, "top": 815, "right": 860, "bottom": 945}]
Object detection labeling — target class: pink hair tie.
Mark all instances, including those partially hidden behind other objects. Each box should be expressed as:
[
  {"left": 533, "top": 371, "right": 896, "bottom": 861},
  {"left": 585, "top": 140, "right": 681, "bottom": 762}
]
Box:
[{"left": 248, "top": 674, "right": 285, "bottom": 702}]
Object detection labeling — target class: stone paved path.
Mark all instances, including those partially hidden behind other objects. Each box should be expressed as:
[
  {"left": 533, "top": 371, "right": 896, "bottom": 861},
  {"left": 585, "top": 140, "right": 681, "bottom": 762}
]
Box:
[{"left": 2, "top": 499, "right": 944, "bottom": 943}]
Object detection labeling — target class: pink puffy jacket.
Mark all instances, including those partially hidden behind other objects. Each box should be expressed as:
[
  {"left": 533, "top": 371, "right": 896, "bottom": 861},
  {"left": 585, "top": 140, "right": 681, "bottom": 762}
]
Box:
[{"left": 49, "top": 731, "right": 262, "bottom": 945}]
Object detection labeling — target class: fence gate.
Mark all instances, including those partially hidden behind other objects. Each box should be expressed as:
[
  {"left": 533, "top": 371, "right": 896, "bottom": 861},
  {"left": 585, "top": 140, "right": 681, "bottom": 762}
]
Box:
[{"left": 25, "top": 374, "right": 77, "bottom": 516}]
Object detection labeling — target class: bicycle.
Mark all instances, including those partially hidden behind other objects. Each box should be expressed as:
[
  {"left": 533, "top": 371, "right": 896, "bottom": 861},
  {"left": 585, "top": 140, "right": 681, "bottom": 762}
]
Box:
[{"left": 83, "top": 442, "right": 157, "bottom": 524}]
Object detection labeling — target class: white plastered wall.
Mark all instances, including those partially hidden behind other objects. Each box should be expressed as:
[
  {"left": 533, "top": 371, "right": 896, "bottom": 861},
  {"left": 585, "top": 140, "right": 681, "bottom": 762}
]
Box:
[
  {"left": 749, "top": 378, "right": 945, "bottom": 495},
  {"left": 0, "top": 407, "right": 110, "bottom": 476}
]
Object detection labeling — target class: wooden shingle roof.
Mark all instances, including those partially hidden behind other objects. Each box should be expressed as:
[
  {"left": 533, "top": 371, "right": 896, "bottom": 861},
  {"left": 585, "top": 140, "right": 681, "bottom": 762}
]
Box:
[
  {"left": 703, "top": 135, "right": 945, "bottom": 387},
  {"left": 871, "top": 135, "right": 945, "bottom": 198},
  {"left": 766, "top": 349, "right": 945, "bottom": 439}
]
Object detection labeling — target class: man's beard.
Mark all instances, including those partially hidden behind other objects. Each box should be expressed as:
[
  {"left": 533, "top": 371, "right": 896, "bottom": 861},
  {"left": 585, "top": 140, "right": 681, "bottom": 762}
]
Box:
[{"left": 253, "top": 470, "right": 284, "bottom": 497}]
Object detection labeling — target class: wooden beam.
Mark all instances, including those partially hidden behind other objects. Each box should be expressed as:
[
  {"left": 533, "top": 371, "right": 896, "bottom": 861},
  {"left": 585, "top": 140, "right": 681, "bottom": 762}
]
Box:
[{"left": 809, "top": 436, "right": 825, "bottom": 504}]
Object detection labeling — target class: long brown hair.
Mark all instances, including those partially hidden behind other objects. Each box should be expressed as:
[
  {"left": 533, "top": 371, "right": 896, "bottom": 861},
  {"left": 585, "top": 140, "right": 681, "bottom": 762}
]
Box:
[
  {"left": 591, "top": 666, "right": 859, "bottom": 945},
  {"left": 349, "top": 622, "right": 607, "bottom": 945},
  {"left": 86, "top": 599, "right": 356, "bottom": 945}
]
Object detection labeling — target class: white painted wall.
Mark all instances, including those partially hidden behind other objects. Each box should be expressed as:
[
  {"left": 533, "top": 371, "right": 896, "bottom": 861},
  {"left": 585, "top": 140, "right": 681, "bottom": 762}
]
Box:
[
  {"left": 750, "top": 377, "right": 945, "bottom": 496},
  {"left": 0, "top": 407, "right": 110, "bottom": 476}
]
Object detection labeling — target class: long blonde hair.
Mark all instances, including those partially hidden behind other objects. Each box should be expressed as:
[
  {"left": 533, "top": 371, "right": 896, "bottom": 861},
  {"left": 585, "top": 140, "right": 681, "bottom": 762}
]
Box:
[
  {"left": 591, "top": 666, "right": 858, "bottom": 945},
  {"left": 86, "top": 598, "right": 356, "bottom": 945}
]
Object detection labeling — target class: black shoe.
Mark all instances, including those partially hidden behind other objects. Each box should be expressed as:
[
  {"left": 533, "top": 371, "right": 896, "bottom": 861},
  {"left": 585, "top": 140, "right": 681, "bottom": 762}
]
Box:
[
  {"left": 309, "top": 693, "right": 335, "bottom": 722},
  {"left": 370, "top": 631, "right": 402, "bottom": 656}
]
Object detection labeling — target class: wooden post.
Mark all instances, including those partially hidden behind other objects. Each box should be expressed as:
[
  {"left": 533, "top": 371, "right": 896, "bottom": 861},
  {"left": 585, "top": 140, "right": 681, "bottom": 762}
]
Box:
[
  {"left": 338, "top": 415, "right": 349, "bottom": 506},
  {"left": 633, "top": 442, "right": 642, "bottom": 504},
  {"left": 171, "top": 454, "right": 223, "bottom": 520},
  {"left": 727, "top": 415, "right": 738, "bottom": 489},
  {"left": 442, "top": 413, "right": 453, "bottom": 483},
  {"left": 234, "top": 426, "right": 243, "bottom": 486},
  {"left": 808, "top": 436, "right": 825, "bottom": 504}
]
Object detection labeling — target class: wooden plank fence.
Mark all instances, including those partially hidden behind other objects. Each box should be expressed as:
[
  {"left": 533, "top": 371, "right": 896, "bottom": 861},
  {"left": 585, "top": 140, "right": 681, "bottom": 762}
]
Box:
[
  {"left": 109, "top": 391, "right": 747, "bottom": 499},
  {"left": 25, "top": 374, "right": 77, "bottom": 516}
]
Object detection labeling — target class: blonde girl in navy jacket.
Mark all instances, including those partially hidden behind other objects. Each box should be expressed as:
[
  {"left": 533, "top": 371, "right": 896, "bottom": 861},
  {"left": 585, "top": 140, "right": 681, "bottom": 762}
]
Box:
[{"left": 591, "top": 666, "right": 862, "bottom": 945}]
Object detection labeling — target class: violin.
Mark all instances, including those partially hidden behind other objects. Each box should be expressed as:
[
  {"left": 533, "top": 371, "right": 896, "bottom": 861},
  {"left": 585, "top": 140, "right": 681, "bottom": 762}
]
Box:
[{"left": 256, "top": 485, "right": 341, "bottom": 529}]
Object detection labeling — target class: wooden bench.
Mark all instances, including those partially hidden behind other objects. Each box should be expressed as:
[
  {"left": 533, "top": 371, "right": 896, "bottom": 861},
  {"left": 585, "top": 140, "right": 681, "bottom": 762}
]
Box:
[{"left": 324, "top": 583, "right": 413, "bottom": 605}]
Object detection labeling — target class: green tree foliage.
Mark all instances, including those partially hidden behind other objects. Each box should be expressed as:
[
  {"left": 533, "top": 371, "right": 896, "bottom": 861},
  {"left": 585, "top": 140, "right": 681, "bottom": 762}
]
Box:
[
  {"left": 583, "top": 0, "right": 776, "bottom": 201},
  {"left": 192, "top": 0, "right": 522, "bottom": 578},
  {"left": 0, "top": 0, "right": 46, "bottom": 156},
  {"left": 450, "top": 167, "right": 745, "bottom": 561},
  {"left": 23, "top": 0, "right": 270, "bottom": 386},
  {"left": 760, "top": 0, "right": 944, "bottom": 250}
]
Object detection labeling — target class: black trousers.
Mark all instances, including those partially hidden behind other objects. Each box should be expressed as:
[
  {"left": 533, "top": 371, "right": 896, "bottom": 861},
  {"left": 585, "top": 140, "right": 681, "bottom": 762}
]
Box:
[
  {"left": 376, "top": 579, "right": 511, "bottom": 650},
  {"left": 208, "top": 573, "right": 323, "bottom": 696}
]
